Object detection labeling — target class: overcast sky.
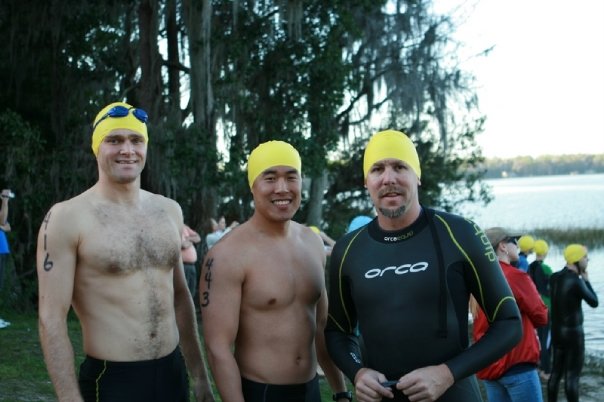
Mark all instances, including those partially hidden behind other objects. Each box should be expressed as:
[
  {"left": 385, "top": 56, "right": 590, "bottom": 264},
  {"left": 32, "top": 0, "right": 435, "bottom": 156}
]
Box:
[{"left": 433, "top": 0, "right": 604, "bottom": 158}]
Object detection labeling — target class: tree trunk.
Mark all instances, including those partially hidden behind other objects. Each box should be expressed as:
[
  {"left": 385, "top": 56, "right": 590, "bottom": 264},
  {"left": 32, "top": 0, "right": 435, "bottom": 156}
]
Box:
[
  {"left": 165, "top": 0, "right": 182, "bottom": 118},
  {"left": 184, "top": 0, "right": 218, "bottom": 223},
  {"left": 306, "top": 171, "right": 328, "bottom": 226}
]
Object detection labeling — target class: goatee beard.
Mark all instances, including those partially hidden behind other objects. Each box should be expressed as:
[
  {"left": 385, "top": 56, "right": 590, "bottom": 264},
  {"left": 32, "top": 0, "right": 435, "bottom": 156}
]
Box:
[{"left": 379, "top": 205, "right": 406, "bottom": 218}]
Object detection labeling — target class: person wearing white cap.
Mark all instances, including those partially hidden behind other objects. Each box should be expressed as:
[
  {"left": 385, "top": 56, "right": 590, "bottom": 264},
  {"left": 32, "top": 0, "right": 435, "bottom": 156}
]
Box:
[
  {"left": 548, "top": 244, "right": 599, "bottom": 402},
  {"left": 325, "top": 130, "right": 522, "bottom": 402}
]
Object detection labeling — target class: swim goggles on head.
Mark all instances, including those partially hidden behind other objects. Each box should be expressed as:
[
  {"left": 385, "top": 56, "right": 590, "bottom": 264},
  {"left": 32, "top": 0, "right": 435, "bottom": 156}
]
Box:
[{"left": 92, "top": 106, "right": 149, "bottom": 130}]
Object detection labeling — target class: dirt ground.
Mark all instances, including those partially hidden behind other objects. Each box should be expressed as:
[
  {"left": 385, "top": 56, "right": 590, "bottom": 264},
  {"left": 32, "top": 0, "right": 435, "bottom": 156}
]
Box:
[{"left": 548, "top": 353, "right": 604, "bottom": 402}]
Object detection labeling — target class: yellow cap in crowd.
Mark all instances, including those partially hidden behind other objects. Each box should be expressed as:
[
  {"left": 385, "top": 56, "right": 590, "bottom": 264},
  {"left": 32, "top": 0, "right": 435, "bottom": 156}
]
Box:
[
  {"left": 247, "top": 141, "right": 301, "bottom": 188},
  {"left": 564, "top": 244, "right": 587, "bottom": 264},
  {"left": 518, "top": 235, "right": 535, "bottom": 253},
  {"left": 534, "top": 239, "right": 549, "bottom": 256},
  {"left": 363, "top": 130, "right": 421, "bottom": 179}
]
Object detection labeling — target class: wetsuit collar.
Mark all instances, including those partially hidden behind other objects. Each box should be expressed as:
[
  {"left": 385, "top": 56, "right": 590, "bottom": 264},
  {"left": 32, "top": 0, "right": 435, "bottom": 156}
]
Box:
[{"left": 367, "top": 207, "right": 428, "bottom": 244}]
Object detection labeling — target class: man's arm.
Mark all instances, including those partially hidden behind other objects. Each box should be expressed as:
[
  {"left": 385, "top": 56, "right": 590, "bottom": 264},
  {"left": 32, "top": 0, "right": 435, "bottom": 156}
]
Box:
[
  {"left": 173, "top": 210, "right": 215, "bottom": 402},
  {"left": 324, "top": 237, "right": 365, "bottom": 382},
  {"left": 316, "top": 285, "right": 349, "bottom": 399},
  {"left": 512, "top": 270, "right": 548, "bottom": 327},
  {"left": 578, "top": 274, "right": 599, "bottom": 308},
  {"left": 443, "top": 219, "right": 522, "bottom": 382},
  {"left": 185, "top": 224, "right": 202, "bottom": 244},
  {"left": 173, "top": 258, "right": 215, "bottom": 402},
  {"left": 200, "top": 247, "right": 246, "bottom": 402},
  {"left": 36, "top": 205, "right": 83, "bottom": 401},
  {"left": 0, "top": 190, "right": 10, "bottom": 224}
]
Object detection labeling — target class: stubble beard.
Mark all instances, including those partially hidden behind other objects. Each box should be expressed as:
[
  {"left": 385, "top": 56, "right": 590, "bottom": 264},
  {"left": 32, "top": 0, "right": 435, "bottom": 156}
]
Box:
[{"left": 379, "top": 205, "right": 407, "bottom": 219}]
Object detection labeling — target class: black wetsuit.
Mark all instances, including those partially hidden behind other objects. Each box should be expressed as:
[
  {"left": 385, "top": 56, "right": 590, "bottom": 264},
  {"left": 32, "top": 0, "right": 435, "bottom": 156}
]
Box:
[
  {"left": 78, "top": 347, "right": 189, "bottom": 402},
  {"left": 529, "top": 259, "right": 553, "bottom": 373},
  {"left": 325, "top": 208, "right": 522, "bottom": 402},
  {"left": 547, "top": 267, "right": 598, "bottom": 402}
]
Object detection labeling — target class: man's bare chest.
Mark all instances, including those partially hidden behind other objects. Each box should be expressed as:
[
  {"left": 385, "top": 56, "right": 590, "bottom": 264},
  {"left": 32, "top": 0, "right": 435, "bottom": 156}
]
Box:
[{"left": 79, "top": 207, "right": 180, "bottom": 274}]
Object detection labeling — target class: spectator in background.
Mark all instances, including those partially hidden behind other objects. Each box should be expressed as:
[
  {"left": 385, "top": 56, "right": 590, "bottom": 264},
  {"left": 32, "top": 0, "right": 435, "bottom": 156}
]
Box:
[
  {"left": 309, "top": 225, "right": 336, "bottom": 257},
  {"left": 473, "top": 227, "right": 548, "bottom": 402},
  {"left": 0, "top": 189, "right": 13, "bottom": 329},
  {"left": 528, "top": 239, "right": 554, "bottom": 380},
  {"left": 182, "top": 223, "right": 202, "bottom": 298},
  {"left": 0, "top": 189, "right": 12, "bottom": 289},
  {"left": 548, "top": 244, "right": 599, "bottom": 402},
  {"left": 205, "top": 216, "right": 238, "bottom": 250},
  {"left": 346, "top": 215, "right": 373, "bottom": 234},
  {"left": 517, "top": 235, "right": 535, "bottom": 272}
]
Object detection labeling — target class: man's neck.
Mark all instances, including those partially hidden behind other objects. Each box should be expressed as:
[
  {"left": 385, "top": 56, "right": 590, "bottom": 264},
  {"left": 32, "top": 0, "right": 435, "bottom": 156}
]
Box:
[
  {"left": 250, "top": 213, "right": 291, "bottom": 237},
  {"left": 94, "top": 180, "right": 142, "bottom": 205},
  {"left": 376, "top": 202, "right": 421, "bottom": 231}
]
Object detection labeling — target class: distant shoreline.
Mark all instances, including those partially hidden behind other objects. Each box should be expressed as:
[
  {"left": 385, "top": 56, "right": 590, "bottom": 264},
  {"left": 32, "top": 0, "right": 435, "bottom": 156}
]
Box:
[{"left": 482, "top": 155, "right": 604, "bottom": 179}]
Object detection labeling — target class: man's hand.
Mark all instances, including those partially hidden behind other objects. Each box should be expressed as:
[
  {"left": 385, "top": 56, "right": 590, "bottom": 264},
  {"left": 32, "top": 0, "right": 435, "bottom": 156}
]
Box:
[
  {"left": 353, "top": 367, "right": 394, "bottom": 402},
  {"left": 396, "top": 364, "right": 454, "bottom": 402},
  {"left": 192, "top": 377, "right": 216, "bottom": 402}
]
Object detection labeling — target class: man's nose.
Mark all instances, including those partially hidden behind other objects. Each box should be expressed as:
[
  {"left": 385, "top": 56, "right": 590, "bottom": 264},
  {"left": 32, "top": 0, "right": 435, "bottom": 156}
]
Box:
[
  {"left": 382, "top": 166, "right": 397, "bottom": 184},
  {"left": 120, "top": 141, "right": 136, "bottom": 154},
  {"left": 275, "top": 177, "right": 289, "bottom": 192}
]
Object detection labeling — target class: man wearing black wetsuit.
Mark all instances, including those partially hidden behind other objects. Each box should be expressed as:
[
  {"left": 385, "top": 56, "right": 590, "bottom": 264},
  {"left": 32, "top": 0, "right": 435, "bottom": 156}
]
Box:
[
  {"left": 325, "top": 129, "right": 522, "bottom": 402},
  {"left": 547, "top": 244, "right": 598, "bottom": 402}
]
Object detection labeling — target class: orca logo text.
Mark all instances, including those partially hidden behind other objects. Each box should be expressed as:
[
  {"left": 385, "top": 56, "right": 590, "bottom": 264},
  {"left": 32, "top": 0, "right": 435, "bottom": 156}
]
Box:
[{"left": 364, "top": 262, "right": 428, "bottom": 278}]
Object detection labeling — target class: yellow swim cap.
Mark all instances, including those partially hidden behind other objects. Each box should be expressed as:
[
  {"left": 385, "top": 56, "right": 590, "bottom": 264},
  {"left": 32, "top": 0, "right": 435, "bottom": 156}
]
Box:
[
  {"left": 309, "top": 225, "right": 320, "bottom": 234},
  {"left": 91, "top": 102, "right": 148, "bottom": 156},
  {"left": 533, "top": 239, "right": 549, "bottom": 256},
  {"left": 247, "top": 141, "right": 301, "bottom": 188},
  {"left": 564, "top": 244, "right": 587, "bottom": 264},
  {"left": 518, "top": 235, "right": 535, "bottom": 253},
  {"left": 363, "top": 130, "right": 421, "bottom": 179}
]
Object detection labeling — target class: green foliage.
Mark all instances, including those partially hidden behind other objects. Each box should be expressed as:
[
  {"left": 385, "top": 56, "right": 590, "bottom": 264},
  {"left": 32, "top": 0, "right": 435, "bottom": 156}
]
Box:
[{"left": 0, "top": 0, "right": 494, "bottom": 309}]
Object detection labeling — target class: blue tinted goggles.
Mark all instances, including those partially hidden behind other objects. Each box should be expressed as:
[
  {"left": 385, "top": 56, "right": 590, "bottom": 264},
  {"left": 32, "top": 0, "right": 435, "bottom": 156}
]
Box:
[{"left": 92, "top": 106, "right": 148, "bottom": 130}]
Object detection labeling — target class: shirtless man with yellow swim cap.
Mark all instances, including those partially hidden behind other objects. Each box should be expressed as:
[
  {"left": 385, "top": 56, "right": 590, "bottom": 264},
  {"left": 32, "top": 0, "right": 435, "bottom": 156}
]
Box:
[
  {"left": 200, "top": 140, "right": 351, "bottom": 402},
  {"left": 36, "top": 102, "right": 214, "bottom": 402}
]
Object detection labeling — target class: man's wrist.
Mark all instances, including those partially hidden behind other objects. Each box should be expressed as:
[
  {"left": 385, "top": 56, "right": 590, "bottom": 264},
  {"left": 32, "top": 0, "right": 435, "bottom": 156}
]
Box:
[{"left": 333, "top": 390, "right": 353, "bottom": 401}]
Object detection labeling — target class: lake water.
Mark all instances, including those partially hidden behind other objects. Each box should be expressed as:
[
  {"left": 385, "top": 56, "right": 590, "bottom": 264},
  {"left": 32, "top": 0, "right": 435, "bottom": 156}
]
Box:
[{"left": 458, "top": 173, "right": 604, "bottom": 357}]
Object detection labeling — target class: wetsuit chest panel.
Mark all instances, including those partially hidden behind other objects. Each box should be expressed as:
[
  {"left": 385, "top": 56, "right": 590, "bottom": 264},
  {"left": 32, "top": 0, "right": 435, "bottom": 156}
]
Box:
[{"left": 343, "top": 229, "right": 460, "bottom": 376}]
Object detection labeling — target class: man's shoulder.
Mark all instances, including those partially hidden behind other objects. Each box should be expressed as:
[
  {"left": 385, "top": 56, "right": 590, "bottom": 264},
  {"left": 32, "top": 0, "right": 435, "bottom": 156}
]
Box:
[
  {"left": 429, "top": 208, "right": 475, "bottom": 227},
  {"left": 47, "top": 189, "right": 94, "bottom": 217},
  {"left": 144, "top": 191, "right": 179, "bottom": 209}
]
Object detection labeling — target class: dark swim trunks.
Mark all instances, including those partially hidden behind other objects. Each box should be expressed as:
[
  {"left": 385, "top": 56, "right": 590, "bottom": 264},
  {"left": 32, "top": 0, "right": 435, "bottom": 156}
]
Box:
[
  {"left": 78, "top": 346, "right": 189, "bottom": 402},
  {"left": 241, "top": 375, "right": 320, "bottom": 402}
]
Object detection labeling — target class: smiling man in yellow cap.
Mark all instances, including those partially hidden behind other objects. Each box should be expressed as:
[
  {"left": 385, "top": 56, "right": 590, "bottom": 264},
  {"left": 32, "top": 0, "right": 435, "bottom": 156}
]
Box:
[
  {"left": 37, "top": 102, "right": 215, "bottom": 401},
  {"left": 325, "top": 129, "right": 522, "bottom": 402},
  {"left": 200, "top": 140, "right": 349, "bottom": 402},
  {"left": 548, "top": 243, "right": 599, "bottom": 401}
]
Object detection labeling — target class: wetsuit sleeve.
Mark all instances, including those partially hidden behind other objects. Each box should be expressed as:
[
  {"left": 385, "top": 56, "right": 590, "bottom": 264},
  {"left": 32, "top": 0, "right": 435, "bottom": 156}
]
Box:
[
  {"left": 581, "top": 279, "right": 599, "bottom": 308},
  {"left": 325, "top": 237, "right": 364, "bottom": 382},
  {"left": 437, "top": 216, "right": 522, "bottom": 382}
]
